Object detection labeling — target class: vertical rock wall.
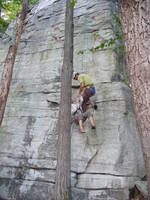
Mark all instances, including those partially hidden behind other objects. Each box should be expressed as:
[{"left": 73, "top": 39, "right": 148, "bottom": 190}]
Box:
[{"left": 0, "top": 0, "right": 145, "bottom": 199}]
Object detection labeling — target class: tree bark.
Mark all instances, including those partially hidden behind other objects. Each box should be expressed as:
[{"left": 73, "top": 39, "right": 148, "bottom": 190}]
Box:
[
  {"left": 0, "top": 0, "right": 28, "bottom": 126},
  {"left": 118, "top": 0, "right": 150, "bottom": 198},
  {"left": 55, "top": 0, "right": 74, "bottom": 200}
]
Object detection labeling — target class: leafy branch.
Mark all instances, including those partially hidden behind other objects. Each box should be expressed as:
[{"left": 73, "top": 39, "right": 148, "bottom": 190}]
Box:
[{"left": 0, "top": 0, "right": 38, "bottom": 33}]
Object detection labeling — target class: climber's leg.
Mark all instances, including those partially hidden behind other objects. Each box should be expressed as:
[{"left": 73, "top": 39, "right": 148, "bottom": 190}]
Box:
[
  {"left": 87, "top": 112, "right": 96, "bottom": 129},
  {"left": 82, "top": 88, "right": 91, "bottom": 112},
  {"left": 77, "top": 112, "right": 86, "bottom": 133},
  {"left": 79, "top": 120, "right": 85, "bottom": 133},
  {"left": 89, "top": 116, "right": 96, "bottom": 129}
]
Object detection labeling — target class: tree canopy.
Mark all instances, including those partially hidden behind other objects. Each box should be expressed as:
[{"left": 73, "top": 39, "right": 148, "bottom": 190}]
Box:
[
  {"left": 1, "top": 0, "right": 37, "bottom": 20},
  {"left": 0, "top": 0, "right": 38, "bottom": 33}
]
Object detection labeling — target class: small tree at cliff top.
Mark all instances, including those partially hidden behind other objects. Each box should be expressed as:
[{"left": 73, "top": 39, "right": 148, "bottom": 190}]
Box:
[
  {"left": 1, "top": 0, "right": 37, "bottom": 20},
  {"left": 0, "top": 0, "right": 37, "bottom": 33},
  {"left": 119, "top": 0, "right": 150, "bottom": 198},
  {"left": 55, "top": 0, "right": 74, "bottom": 199}
]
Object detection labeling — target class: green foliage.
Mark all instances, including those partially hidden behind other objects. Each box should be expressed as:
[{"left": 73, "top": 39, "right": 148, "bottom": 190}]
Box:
[
  {"left": 77, "top": 50, "right": 84, "bottom": 55},
  {"left": 122, "top": 76, "right": 129, "bottom": 85},
  {"left": 68, "top": 0, "right": 77, "bottom": 7},
  {"left": 71, "top": 0, "right": 77, "bottom": 7},
  {"left": 0, "top": 0, "right": 38, "bottom": 33},
  {"left": 2, "top": 0, "right": 38, "bottom": 20},
  {"left": 113, "top": 44, "right": 124, "bottom": 54},
  {"left": 86, "top": 12, "right": 123, "bottom": 54},
  {"left": 0, "top": 17, "right": 8, "bottom": 32},
  {"left": 29, "top": 0, "right": 39, "bottom": 5},
  {"left": 71, "top": 0, "right": 77, "bottom": 6},
  {"left": 110, "top": 12, "right": 121, "bottom": 28},
  {"left": 2, "top": 0, "right": 21, "bottom": 20},
  {"left": 89, "top": 38, "right": 116, "bottom": 53},
  {"left": 77, "top": 12, "right": 124, "bottom": 55}
]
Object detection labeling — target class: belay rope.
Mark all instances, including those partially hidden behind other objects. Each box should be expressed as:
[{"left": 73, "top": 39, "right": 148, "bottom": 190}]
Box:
[{"left": 82, "top": 13, "right": 88, "bottom": 74}]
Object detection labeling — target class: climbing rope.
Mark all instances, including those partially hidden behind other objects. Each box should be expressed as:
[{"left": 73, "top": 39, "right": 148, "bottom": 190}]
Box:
[{"left": 82, "top": 13, "right": 88, "bottom": 74}]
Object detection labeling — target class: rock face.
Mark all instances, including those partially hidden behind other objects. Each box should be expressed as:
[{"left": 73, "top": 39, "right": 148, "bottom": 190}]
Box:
[{"left": 0, "top": 0, "right": 145, "bottom": 199}]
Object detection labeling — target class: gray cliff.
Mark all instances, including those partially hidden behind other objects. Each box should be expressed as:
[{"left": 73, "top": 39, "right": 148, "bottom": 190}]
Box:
[{"left": 0, "top": 0, "right": 145, "bottom": 199}]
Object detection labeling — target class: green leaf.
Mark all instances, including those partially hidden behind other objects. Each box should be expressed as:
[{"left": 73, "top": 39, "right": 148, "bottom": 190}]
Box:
[
  {"left": 77, "top": 50, "right": 84, "bottom": 55},
  {"left": 100, "top": 43, "right": 105, "bottom": 49},
  {"left": 0, "top": 17, "right": 8, "bottom": 32},
  {"left": 89, "top": 47, "right": 96, "bottom": 53},
  {"left": 107, "top": 38, "right": 115, "bottom": 46}
]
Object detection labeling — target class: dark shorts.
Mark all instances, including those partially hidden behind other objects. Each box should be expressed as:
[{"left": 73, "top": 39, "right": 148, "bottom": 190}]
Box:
[
  {"left": 74, "top": 111, "right": 93, "bottom": 122},
  {"left": 82, "top": 86, "right": 95, "bottom": 112}
]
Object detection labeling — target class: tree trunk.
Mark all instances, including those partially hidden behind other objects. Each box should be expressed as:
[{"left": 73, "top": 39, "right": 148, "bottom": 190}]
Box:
[
  {"left": 0, "top": 0, "right": 28, "bottom": 126},
  {"left": 118, "top": 0, "right": 150, "bottom": 198},
  {"left": 55, "top": 0, "right": 74, "bottom": 200}
]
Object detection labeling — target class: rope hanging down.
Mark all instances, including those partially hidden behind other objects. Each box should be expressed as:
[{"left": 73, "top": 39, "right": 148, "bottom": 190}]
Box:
[{"left": 82, "top": 13, "right": 88, "bottom": 74}]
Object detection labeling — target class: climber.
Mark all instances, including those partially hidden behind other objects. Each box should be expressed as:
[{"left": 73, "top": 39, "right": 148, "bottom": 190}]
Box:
[
  {"left": 73, "top": 72, "right": 96, "bottom": 113},
  {"left": 71, "top": 96, "right": 96, "bottom": 133}
]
